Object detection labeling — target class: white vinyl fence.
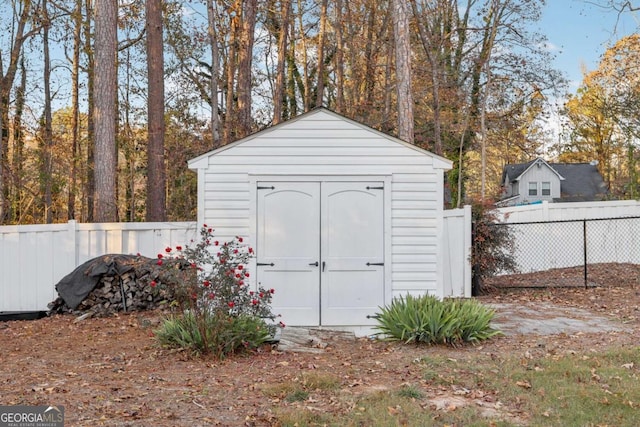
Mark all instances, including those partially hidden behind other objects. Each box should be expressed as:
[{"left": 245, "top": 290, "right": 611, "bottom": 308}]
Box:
[
  {"left": 1, "top": 210, "right": 474, "bottom": 313},
  {"left": 496, "top": 200, "right": 640, "bottom": 222},
  {"left": 442, "top": 205, "right": 472, "bottom": 298},
  {"left": 0, "top": 221, "right": 197, "bottom": 312},
  {"left": 496, "top": 200, "right": 640, "bottom": 275}
]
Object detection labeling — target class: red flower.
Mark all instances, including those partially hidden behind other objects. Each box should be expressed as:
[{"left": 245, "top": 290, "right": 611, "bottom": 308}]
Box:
[
  {"left": 208, "top": 293, "right": 215, "bottom": 300},
  {"left": 248, "top": 247, "right": 254, "bottom": 254},
  {"left": 237, "top": 265, "right": 243, "bottom": 270},
  {"left": 190, "top": 263, "right": 197, "bottom": 269},
  {"left": 165, "top": 247, "right": 172, "bottom": 253},
  {"left": 136, "top": 252, "right": 141, "bottom": 257},
  {"left": 237, "top": 280, "right": 244, "bottom": 286},
  {"left": 214, "top": 241, "right": 219, "bottom": 246},
  {"left": 191, "top": 292, "right": 198, "bottom": 300},
  {"left": 279, "top": 321, "right": 286, "bottom": 328},
  {"left": 228, "top": 301, "right": 235, "bottom": 308},
  {"left": 259, "top": 292, "right": 264, "bottom": 298},
  {"left": 150, "top": 280, "right": 157, "bottom": 288},
  {"left": 269, "top": 288, "right": 275, "bottom": 294},
  {"left": 233, "top": 249, "right": 238, "bottom": 254},
  {"left": 157, "top": 253, "right": 163, "bottom": 259},
  {"left": 235, "top": 273, "right": 241, "bottom": 278},
  {"left": 238, "top": 237, "right": 244, "bottom": 243},
  {"left": 203, "top": 224, "right": 208, "bottom": 228},
  {"left": 244, "top": 272, "right": 250, "bottom": 278},
  {"left": 203, "top": 280, "right": 210, "bottom": 287},
  {"left": 208, "top": 228, "right": 213, "bottom": 233},
  {"left": 157, "top": 260, "right": 163, "bottom": 266},
  {"left": 249, "top": 291, "right": 254, "bottom": 296},
  {"left": 251, "top": 299, "right": 258, "bottom": 305},
  {"left": 176, "top": 245, "right": 182, "bottom": 251}
]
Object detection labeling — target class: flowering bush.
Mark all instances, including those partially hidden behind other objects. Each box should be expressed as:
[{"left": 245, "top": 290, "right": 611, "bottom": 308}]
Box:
[{"left": 153, "top": 225, "right": 281, "bottom": 357}]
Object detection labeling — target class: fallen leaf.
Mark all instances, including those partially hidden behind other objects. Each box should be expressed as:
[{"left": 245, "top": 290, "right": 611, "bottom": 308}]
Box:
[{"left": 516, "top": 380, "right": 531, "bottom": 389}]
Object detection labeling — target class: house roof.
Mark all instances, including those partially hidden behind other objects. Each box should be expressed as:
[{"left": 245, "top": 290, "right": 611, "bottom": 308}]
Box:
[
  {"left": 188, "top": 107, "right": 453, "bottom": 170},
  {"left": 551, "top": 163, "right": 608, "bottom": 200},
  {"left": 502, "top": 158, "right": 564, "bottom": 183},
  {"left": 501, "top": 158, "right": 608, "bottom": 200}
]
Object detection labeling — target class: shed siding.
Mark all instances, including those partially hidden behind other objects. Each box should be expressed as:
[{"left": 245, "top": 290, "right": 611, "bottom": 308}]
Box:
[{"left": 195, "top": 111, "right": 448, "bottom": 304}]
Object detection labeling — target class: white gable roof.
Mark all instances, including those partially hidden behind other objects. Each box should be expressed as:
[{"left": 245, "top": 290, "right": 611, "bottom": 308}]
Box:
[
  {"left": 514, "top": 158, "right": 565, "bottom": 181},
  {"left": 188, "top": 108, "right": 452, "bottom": 170}
]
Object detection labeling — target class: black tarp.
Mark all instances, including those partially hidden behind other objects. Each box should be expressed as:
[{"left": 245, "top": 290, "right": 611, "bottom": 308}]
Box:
[{"left": 55, "top": 254, "right": 150, "bottom": 310}]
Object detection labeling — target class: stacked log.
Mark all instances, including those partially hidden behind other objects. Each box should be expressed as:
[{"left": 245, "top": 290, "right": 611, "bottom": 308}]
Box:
[{"left": 48, "top": 264, "right": 175, "bottom": 316}]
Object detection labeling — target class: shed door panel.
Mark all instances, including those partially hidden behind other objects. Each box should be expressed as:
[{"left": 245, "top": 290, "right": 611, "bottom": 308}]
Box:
[
  {"left": 256, "top": 183, "right": 320, "bottom": 326},
  {"left": 321, "top": 182, "right": 384, "bottom": 326},
  {"left": 256, "top": 181, "right": 384, "bottom": 327}
]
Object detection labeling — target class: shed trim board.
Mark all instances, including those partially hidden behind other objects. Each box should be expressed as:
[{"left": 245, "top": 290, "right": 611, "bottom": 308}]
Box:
[{"left": 188, "top": 108, "right": 453, "bottom": 327}]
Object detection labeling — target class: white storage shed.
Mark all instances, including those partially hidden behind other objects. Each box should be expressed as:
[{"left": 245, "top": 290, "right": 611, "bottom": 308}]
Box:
[{"left": 188, "top": 108, "right": 453, "bottom": 329}]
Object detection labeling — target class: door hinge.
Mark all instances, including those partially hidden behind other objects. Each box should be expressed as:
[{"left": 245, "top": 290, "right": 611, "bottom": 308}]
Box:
[
  {"left": 366, "top": 186, "right": 384, "bottom": 190},
  {"left": 257, "top": 186, "right": 275, "bottom": 190},
  {"left": 366, "top": 262, "right": 384, "bottom": 266},
  {"left": 257, "top": 262, "right": 275, "bottom": 266}
]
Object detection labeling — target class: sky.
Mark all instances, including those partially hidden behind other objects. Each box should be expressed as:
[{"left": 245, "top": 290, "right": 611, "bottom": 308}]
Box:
[{"left": 539, "top": 0, "right": 639, "bottom": 89}]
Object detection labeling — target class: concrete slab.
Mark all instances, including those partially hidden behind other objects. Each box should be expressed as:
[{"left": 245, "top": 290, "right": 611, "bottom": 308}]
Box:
[{"left": 488, "top": 302, "right": 629, "bottom": 336}]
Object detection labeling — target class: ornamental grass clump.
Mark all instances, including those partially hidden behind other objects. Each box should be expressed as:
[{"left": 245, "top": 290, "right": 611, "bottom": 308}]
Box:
[
  {"left": 152, "top": 225, "right": 282, "bottom": 358},
  {"left": 373, "top": 294, "right": 501, "bottom": 346}
]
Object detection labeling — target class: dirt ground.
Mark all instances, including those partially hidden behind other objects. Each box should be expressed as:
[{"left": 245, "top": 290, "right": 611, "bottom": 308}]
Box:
[{"left": 0, "top": 284, "right": 638, "bottom": 426}]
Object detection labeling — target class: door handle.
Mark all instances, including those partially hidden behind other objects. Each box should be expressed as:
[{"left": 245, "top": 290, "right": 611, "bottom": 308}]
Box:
[
  {"left": 322, "top": 261, "right": 326, "bottom": 272},
  {"left": 366, "top": 262, "right": 384, "bottom": 266},
  {"left": 309, "top": 261, "right": 319, "bottom": 267}
]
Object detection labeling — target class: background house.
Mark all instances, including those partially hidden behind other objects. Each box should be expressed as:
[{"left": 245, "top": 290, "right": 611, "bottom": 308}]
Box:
[{"left": 498, "top": 158, "right": 609, "bottom": 206}]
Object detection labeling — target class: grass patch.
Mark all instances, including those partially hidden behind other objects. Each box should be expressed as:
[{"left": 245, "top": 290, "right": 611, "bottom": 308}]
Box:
[
  {"left": 397, "top": 384, "right": 424, "bottom": 399},
  {"left": 301, "top": 372, "right": 341, "bottom": 391},
  {"left": 268, "top": 347, "right": 640, "bottom": 426}
]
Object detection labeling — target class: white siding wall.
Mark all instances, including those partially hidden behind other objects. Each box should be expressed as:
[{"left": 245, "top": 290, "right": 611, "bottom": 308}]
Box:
[
  {"left": 519, "top": 166, "right": 561, "bottom": 203},
  {"left": 193, "top": 111, "right": 450, "bottom": 302}
]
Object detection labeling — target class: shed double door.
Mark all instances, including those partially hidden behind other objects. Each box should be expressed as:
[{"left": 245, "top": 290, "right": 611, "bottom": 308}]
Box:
[{"left": 256, "top": 182, "right": 384, "bottom": 326}]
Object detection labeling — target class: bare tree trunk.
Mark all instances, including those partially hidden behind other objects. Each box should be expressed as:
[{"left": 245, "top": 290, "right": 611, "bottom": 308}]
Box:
[
  {"left": 11, "top": 58, "right": 27, "bottom": 223},
  {"left": 224, "top": 4, "right": 238, "bottom": 144},
  {"left": 42, "top": 0, "right": 54, "bottom": 223},
  {"left": 392, "top": 0, "right": 414, "bottom": 143},
  {"left": 84, "top": 0, "right": 95, "bottom": 222},
  {"left": 93, "top": 0, "right": 118, "bottom": 222},
  {"left": 207, "top": 0, "right": 220, "bottom": 145},
  {"left": 297, "top": 0, "right": 311, "bottom": 111},
  {"left": 273, "top": 0, "right": 291, "bottom": 124},
  {"left": 334, "top": 0, "right": 344, "bottom": 114},
  {"left": 315, "top": 0, "right": 328, "bottom": 108},
  {"left": 0, "top": 1, "right": 35, "bottom": 224},
  {"left": 146, "top": 0, "right": 167, "bottom": 221},
  {"left": 68, "top": 0, "right": 82, "bottom": 220},
  {"left": 236, "top": 0, "right": 257, "bottom": 137}
]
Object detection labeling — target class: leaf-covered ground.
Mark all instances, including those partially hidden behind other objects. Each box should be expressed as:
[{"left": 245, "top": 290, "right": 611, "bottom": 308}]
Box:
[{"left": 0, "top": 283, "right": 638, "bottom": 426}]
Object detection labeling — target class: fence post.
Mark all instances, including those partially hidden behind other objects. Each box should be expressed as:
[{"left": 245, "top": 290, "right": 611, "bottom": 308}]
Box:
[
  {"left": 67, "top": 220, "right": 78, "bottom": 269},
  {"left": 583, "top": 219, "right": 588, "bottom": 289},
  {"left": 542, "top": 201, "right": 550, "bottom": 221},
  {"left": 463, "top": 205, "right": 472, "bottom": 297}
]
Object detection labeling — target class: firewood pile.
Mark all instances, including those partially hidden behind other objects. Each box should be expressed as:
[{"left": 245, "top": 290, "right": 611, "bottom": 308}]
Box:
[{"left": 48, "top": 254, "right": 177, "bottom": 316}]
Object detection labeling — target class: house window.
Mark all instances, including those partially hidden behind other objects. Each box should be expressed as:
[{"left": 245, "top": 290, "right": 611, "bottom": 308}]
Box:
[
  {"left": 528, "top": 182, "right": 537, "bottom": 196},
  {"left": 542, "top": 182, "right": 551, "bottom": 196}
]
